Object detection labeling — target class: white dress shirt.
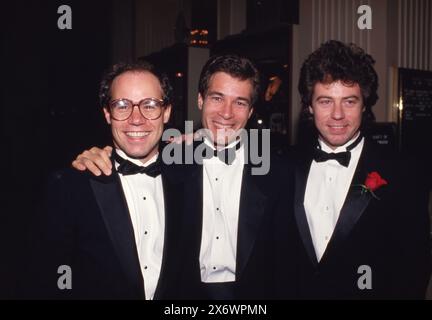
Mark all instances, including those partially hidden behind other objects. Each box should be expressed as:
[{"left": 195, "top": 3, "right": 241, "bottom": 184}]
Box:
[
  {"left": 115, "top": 149, "right": 165, "bottom": 300},
  {"left": 199, "top": 139, "right": 245, "bottom": 283},
  {"left": 304, "top": 134, "right": 364, "bottom": 262}
]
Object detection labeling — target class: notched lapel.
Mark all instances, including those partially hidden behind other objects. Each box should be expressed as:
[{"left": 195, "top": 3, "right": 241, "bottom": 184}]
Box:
[
  {"left": 236, "top": 164, "right": 268, "bottom": 278},
  {"left": 90, "top": 174, "right": 145, "bottom": 298}
]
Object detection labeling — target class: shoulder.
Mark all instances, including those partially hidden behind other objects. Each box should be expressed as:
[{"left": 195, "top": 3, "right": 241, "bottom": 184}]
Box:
[
  {"left": 360, "top": 140, "right": 409, "bottom": 172},
  {"left": 360, "top": 140, "right": 429, "bottom": 192},
  {"left": 48, "top": 167, "right": 99, "bottom": 182},
  {"left": 160, "top": 141, "right": 201, "bottom": 184},
  {"left": 45, "top": 167, "right": 110, "bottom": 192},
  {"left": 267, "top": 147, "right": 296, "bottom": 175},
  {"left": 246, "top": 148, "right": 295, "bottom": 195},
  {"left": 161, "top": 162, "right": 197, "bottom": 185}
]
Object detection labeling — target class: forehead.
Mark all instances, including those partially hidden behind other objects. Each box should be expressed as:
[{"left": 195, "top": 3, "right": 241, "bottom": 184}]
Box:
[
  {"left": 207, "top": 72, "right": 253, "bottom": 98},
  {"left": 312, "top": 80, "right": 362, "bottom": 97},
  {"left": 111, "top": 71, "right": 162, "bottom": 98}
]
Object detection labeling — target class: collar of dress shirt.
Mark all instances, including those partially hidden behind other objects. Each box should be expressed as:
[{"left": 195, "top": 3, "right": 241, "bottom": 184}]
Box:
[
  {"left": 318, "top": 132, "right": 363, "bottom": 154},
  {"left": 203, "top": 137, "right": 245, "bottom": 165},
  {"left": 203, "top": 136, "right": 241, "bottom": 150}
]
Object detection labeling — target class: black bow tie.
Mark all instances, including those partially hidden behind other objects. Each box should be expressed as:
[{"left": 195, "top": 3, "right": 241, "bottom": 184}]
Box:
[
  {"left": 313, "top": 149, "right": 351, "bottom": 167},
  {"left": 213, "top": 142, "right": 241, "bottom": 165},
  {"left": 312, "top": 134, "right": 363, "bottom": 167},
  {"left": 113, "top": 151, "right": 161, "bottom": 177}
]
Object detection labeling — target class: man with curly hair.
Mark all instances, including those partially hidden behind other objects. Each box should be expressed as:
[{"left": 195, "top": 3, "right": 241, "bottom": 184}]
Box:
[{"left": 275, "top": 40, "right": 431, "bottom": 299}]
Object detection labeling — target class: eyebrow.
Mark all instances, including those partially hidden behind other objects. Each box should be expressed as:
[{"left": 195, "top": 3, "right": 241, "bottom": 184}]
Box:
[
  {"left": 315, "top": 95, "right": 360, "bottom": 100},
  {"left": 207, "top": 91, "right": 251, "bottom": 103},
  {"left": 342, "top": 95, "right": 361, "bottom": 100},
  {"left": 207, "top": 91, "right": 223, "bottom": 96}
]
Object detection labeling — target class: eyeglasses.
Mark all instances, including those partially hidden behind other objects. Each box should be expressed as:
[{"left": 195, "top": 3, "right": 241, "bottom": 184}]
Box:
[{"left": 109, "top": 98, "right": 166, "bottom": 121}]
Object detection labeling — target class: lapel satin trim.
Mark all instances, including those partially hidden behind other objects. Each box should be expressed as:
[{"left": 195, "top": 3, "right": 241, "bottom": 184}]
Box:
[
  {"left": 153, "top": 169, "right": 176, "bottom": 299},
  {"left": 294, "top": 157, "right": 319, "bottom": 266},
  {"left": 236, "top": 164, "right": 268, "bottom": 278},
  {"left": 185, "top": 163, "right": 204, "bottom": 271},
  {"left": 90, "top": 174, "right": 145, "bottom": 299}
]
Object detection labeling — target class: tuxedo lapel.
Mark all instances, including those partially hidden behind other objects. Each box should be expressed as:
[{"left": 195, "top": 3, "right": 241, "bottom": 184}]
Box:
[
  {"left": 236, "top": 164, "right": 268, "bottom": 278},
  {"left": 184, "top": 162, "right": 204, "bottom": 267},
  {"left": 89, "top": 174, "right": 145, "bottom": 298},
  {"left": 153, "top": 170, "right": 175, "bottom": 299},
  {"left": 294, "top": 155, "right": 319, "bottom": 266},
  {"left": 320, "top": 142, "right": 373, "bottom": 263}
]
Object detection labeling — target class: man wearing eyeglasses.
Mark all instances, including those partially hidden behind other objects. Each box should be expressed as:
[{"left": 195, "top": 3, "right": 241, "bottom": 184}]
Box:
[
  {"left": 70, "top": 55, "right": 296, "bottom": 300},
  {"left": 31, "top": 60, "right": 183, "bottom": 299}
]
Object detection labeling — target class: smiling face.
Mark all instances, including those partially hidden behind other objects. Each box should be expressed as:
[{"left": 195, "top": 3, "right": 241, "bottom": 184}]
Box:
[
  {"left": 103, "top": 71, "right": 171, "bottom": 163},
  {"left": 309, "top": 80, "right": 364, "bottom": 149},
  {"left": 198, "top": 72, "right": 254, "bottom": 146}
]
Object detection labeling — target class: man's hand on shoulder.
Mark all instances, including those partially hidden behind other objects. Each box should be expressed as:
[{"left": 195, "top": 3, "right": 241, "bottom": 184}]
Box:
[{"left": 71, "top": 146, "right": 113, "bottom": 176}]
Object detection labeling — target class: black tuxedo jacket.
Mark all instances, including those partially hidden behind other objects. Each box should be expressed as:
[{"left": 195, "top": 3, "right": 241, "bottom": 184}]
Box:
[
  {"left": 29, "top": 160, "right": 184, "bottom": 299},
  {"left": 277, "top": 139, "right": 431, "bottom": 299},
  {"left": 165, "top": 141, "right": 295, "bottom": 299}
]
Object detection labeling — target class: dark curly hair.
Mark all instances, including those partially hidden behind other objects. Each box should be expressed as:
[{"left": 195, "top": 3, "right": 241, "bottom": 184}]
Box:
[
  {"left": 298, "top": 40, "right": 378, "bottom": 121},
  {"left": 198, "top": 54, "right": 260, "bottom": 106},
  {"left": 99, "top": 60, "right": 173, "bottom": 108}
]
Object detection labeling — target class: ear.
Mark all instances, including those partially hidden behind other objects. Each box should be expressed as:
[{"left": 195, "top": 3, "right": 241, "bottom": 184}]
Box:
[
  {"left": 163, "top": 105, "right": 172, "bottom": 124},
  {"left": 308, "top": 106, "right": 314, "bottom": 115},
  {"left": 198, "top": 93, "right": 204, "bottom": 110},
  {"left": 248, "top": 107, "right": 254, "bottom": 119},
  {"left": 103, "top": 107, "right": 112, "bottom": 124}
]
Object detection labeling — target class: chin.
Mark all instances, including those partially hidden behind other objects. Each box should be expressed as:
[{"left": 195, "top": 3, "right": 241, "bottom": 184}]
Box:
[
  {"left": 123, "top": 148, "right": 150, "bottom": 159},
  {"left": 330, "top": 138, "right": 350, "bottom": 148}
]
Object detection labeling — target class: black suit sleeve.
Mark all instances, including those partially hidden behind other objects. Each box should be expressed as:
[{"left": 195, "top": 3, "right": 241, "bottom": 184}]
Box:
[
  {"left": 393, "top": 159, "right": 431, "bottom": 298},
  {"left": 27, "top": 170, "right": 75, "bottom": 299}
]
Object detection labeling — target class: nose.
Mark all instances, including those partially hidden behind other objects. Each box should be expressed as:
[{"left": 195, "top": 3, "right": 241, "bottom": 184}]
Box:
[
  {"left": 128, "top": 105, "right": 147, "bottom": 125},
  {"left": 219, "top": 100, "right": 234, "bottom": 119},
  {"left": 331, "top": 101, "right": 345, "bottom": 120}
]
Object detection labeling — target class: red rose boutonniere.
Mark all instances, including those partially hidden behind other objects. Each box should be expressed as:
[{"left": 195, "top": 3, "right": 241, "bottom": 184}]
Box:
[{"left": 355, "top": 171, "right": 388, "bottom": 200}]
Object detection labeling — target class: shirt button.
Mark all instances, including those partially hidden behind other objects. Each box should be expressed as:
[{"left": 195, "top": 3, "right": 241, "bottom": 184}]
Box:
[
  {"left": 144, "top": 231, "right": 148, "bottom": 235},
  {"left": 325, "top": 206, "right": 329, "bottom": 211},
  {"left": 216, "top": 236, "right": 219, "bottom": 240},
  {"left": 144, "top": 266, "right": 148, "bottom": 270},
  {"left": 213, "top": 267, "right": 216, "bottom": 270},
  {"left": 325, "top": 236, "right": 329, "bottom": 241},
  {"left": 143, "top": 196, "right": 146, "bottom": 200},
  {"left": 216, "top": 208, "right": 219, "bottom": 211},
  {"left": 215, "top": 178, "right": 218, "bottom": 181}
]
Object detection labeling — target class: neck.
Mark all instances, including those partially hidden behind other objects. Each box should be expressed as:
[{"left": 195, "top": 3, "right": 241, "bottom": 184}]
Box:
[
  {"left": 319, "top": 132, "right": 361, "bottom": 151},
  {"left": 139, "top": 149, "right": 159, "bottom": 165},
  {"left": 115, "top": 146, "right": 159, "bottom": 166}
]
